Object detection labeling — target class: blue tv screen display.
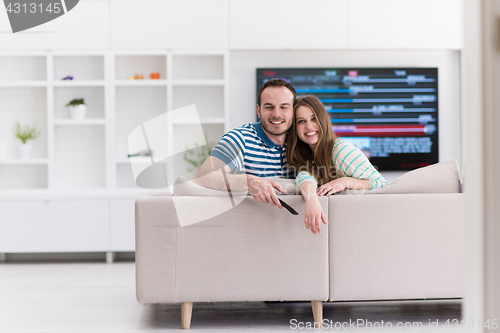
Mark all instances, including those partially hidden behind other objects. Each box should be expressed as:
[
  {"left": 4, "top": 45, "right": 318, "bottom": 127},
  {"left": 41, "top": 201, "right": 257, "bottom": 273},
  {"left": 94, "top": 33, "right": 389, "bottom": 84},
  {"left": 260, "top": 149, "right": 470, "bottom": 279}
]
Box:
[{"left": 256, "top": 68, "right": 439, "bottom": 171}]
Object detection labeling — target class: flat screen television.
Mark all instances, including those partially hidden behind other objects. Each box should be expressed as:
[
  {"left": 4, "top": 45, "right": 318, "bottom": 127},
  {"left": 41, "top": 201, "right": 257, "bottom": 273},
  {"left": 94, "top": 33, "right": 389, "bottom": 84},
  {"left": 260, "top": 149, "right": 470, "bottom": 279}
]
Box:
[{"left": 256, "top": 68, "right": 439, "bottom": 171}]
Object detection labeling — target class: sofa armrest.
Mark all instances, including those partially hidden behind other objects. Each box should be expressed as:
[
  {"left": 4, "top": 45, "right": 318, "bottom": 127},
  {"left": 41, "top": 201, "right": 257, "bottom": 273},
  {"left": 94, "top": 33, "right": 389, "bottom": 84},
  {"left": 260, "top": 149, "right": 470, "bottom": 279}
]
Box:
[
  {"left": 329, "top": 193, "right": 464, "bottom": 301},
  {"left": 135, "top": 193, "right": 177, "bottom": 304}
]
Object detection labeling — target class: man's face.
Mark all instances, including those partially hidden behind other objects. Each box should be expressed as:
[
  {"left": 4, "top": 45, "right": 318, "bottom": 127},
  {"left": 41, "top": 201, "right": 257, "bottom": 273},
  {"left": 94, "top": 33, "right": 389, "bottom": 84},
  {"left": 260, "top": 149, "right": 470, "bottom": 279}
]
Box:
[{"left": 257, "top": 86, "right": 294, "bottom": 138}]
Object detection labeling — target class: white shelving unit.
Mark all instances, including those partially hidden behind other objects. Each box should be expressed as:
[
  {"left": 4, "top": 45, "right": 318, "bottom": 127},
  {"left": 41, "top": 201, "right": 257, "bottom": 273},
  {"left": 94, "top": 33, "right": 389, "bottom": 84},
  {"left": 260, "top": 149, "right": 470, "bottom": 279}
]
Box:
[
  {"left": 0, "top": 50, "right": 229, "bottom": 255},
  {"left": 113, "top": 50, "right": 229, "bottom": 188},
  {"left": 0, "top": 54, "right": 48, "bottom": 191}
]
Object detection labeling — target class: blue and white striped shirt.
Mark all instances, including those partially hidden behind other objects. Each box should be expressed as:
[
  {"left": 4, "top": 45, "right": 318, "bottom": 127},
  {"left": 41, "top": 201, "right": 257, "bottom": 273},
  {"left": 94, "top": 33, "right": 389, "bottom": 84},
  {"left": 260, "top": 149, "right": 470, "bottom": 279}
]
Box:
[
  {"left": 210, "top": 122, "right": 294, "bottom": 178},
  {"left": 295, "top": 138, "right": 388, "bottom": 190}
]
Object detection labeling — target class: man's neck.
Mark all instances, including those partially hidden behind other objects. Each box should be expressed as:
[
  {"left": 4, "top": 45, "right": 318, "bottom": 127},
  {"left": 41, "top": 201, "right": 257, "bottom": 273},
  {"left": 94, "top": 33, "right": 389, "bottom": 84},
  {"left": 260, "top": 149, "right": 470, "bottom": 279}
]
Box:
[{"left": 263, "top": 128, "right": 286, "bottom": 147}]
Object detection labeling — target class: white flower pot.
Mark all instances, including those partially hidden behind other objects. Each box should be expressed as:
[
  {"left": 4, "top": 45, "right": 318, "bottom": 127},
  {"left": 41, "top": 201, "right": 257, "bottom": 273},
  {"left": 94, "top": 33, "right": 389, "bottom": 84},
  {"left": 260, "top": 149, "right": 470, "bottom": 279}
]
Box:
[
  {"left": 18, "top": 142, "right": 32, "bottom": 159},
  {"left": 69, "top": 104, "right": 87, "bottom": 120}
]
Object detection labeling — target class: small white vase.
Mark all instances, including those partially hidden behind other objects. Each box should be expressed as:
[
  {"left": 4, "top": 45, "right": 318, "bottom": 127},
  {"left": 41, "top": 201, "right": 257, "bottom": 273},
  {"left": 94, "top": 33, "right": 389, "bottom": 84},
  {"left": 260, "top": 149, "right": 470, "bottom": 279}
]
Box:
[
  {"left": 18, "top": 142, "right": 32, "bottom": 159},
  {"left": 69, "top": 104, "right": 87, "bottom": 120}
]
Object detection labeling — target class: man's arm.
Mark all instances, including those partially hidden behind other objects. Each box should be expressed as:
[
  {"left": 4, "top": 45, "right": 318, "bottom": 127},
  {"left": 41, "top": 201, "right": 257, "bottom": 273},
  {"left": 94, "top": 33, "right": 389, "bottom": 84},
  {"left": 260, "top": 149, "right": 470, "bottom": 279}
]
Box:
[
  {"left": 194, "top": 155, "right": 247, "bottom": 191},
  {"left": 194, "top": 156, "right": 285, "bottom": 209}
]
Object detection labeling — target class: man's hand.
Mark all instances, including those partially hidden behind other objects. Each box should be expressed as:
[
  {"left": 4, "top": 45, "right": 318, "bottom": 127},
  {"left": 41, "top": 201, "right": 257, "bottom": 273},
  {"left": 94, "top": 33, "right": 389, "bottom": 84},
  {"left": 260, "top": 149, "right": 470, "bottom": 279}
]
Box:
[{"left": 247, "top": 175, "right": 285, "bottom": 209}]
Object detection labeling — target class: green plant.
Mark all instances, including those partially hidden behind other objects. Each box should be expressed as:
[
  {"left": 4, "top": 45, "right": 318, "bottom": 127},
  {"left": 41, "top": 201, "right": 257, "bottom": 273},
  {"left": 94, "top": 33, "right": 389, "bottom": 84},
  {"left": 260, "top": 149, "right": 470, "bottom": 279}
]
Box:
[
  {"left": 65, "top": 98, "right": 85, "bottom": 107},
  {"left": 13, "top": 122, "right": 41, "bottom": 144},
  {"left": 184, "top": 142, "right": 215, "bottom": 172}
]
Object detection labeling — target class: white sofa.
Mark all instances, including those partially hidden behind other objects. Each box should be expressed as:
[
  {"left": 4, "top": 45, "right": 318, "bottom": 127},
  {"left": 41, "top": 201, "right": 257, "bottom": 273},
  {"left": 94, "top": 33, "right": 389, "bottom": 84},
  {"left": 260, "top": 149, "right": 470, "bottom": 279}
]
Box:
[{"left": 135, "top": 160, "right": 463, "bottom": 329}]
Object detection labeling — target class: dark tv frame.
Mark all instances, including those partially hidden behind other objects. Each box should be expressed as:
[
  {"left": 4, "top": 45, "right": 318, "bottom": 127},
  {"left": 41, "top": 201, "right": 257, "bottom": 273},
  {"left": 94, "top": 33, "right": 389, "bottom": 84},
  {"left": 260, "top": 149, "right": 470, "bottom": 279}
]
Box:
[{"left": 256, "top": 67, "right": 439, "bottom": 171}]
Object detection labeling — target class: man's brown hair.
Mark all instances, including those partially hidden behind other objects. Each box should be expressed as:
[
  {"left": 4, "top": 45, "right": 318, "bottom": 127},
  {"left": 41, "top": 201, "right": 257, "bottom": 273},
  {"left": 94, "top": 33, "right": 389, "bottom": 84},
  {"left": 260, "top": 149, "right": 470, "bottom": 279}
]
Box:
[{"left": 257, "top": 79, "right": 296, "bottom": 106}]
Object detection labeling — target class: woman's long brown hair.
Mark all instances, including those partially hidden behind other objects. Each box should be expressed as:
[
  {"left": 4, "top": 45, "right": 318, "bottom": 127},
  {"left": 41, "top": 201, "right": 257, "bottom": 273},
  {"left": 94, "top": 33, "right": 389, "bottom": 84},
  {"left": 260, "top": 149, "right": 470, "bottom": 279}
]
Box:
[{"left": 286, "top": 95, "right": 339, "bottom": 185}]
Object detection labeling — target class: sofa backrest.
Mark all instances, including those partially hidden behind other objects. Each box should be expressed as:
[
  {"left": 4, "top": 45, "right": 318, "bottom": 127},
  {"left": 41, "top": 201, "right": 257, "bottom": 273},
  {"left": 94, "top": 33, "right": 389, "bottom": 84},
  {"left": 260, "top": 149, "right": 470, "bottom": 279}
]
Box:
[
  {"left": 173, "top": 159, "right": 461, "bottom": 196},
  {"left": 173, "top": 175, "right": 299, "bottom": 196},
  {"left": 342, "top": 159, "right": 461, "bottom": 195}
]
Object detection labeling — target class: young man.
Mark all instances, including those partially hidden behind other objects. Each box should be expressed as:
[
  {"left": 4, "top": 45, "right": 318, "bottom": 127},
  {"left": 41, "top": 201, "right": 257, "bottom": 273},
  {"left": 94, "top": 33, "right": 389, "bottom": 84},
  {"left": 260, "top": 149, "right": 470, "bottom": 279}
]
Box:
[{"left": 194, "top": 79, "right": 296, "bottom": 210}]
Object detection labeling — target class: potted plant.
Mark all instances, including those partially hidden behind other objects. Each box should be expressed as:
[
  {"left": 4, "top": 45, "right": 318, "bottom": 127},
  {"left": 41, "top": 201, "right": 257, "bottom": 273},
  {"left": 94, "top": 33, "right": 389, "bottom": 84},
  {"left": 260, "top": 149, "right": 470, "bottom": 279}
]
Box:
[
  {"left": 13, "top": 122, "right": 41, "bottom": 159},
  {"left": 66, "top": 98, "right": 86, "bottom": 120},
  {"left": 184, "top": 142, "right": 214, "bottom": 172}
]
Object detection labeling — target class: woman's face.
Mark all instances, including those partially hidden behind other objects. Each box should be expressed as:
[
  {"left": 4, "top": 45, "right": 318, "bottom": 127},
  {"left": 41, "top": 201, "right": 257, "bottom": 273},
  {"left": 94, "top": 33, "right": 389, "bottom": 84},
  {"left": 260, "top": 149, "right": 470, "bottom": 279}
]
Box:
[{"left": 295, "top": 105, "right": 320, "bottom": 150}]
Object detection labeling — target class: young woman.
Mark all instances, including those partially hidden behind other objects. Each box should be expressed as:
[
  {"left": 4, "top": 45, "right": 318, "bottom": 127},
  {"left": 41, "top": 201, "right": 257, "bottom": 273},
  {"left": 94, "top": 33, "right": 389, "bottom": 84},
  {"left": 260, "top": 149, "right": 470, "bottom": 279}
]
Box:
[{"left": 286, "top": 95, "right": 388, "bottom": 235}]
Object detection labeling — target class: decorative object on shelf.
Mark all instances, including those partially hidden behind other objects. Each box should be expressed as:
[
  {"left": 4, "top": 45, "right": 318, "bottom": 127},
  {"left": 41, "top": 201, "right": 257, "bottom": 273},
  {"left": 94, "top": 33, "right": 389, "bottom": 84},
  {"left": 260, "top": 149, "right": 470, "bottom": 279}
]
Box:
[
  {"left": 150, "top": 73, "right": 160, "bottom": 80},
  {"left": 127, "top": 150, "right": 152, "bottom": 158},
  {"left": 66, "top": 98, "right": 87, "bottom": 120},
  {"left": 128, "top": 76, "right": 134, "bottom": 80},
  {"left": 134, "top": 74, "right": 143, "bottom": 80},
  {"left": 13, "top": 122, "right": 41, "bottom": 159},
  {"left": 62, "top": 75, "right": 74, "bottom": 80},
  {"left": 184, "top": 142, "right": 214, "bottom": 172}
]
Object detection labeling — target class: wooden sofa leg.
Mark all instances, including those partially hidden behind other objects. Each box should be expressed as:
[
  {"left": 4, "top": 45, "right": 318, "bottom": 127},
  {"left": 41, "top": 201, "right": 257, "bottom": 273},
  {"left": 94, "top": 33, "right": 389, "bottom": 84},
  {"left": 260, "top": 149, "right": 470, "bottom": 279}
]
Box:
[
  {"left": 181, "top": 302, "right": 193, "bottom": 329},
  {"left": 311, "top": 301, "right": 323, "bottom": 328}
]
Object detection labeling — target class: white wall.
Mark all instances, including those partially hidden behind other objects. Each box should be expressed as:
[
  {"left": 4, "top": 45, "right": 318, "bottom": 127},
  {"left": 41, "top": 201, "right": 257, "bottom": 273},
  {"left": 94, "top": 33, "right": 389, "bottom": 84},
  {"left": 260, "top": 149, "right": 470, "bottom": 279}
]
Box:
[
  {"left": 0, "top": 0, "right": 462, "bottom": 50},
  {"left": 230, "top": 50, "right": 462, "bottom": 181}
]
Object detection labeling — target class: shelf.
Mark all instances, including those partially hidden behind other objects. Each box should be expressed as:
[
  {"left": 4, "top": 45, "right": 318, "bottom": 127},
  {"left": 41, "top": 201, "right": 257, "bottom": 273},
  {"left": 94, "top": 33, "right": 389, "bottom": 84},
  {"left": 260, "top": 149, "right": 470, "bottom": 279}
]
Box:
[
  {"left": 53, "top": 81, "right": 105, "bottom": 87},
  {"left": 172, "top": 85, "right": 224, "bottom": 119},
  {"left": 54, "top": 126, "right": 106, "bottom": 189},
  {"left": 54, "top": 86, "right": 105, "bottom": 119},
  {"left": 115, "top": 86, "right": 167, "bottom": 160},
  {"left": 0, "top": 87, "right": 48, "bottom": 160},
  {"left": 171, "top": 79, "right": 225, "bottom": 86},
  {"left": 53, "top": 55, "right": 105, "bottom": 81},
  {"left": 0, "top": 164, "right": 48, "bottom": 189},
  {"left": 0, "top": 56, "right": 46, "bottom": 81},
  {"left": 0, "top": 158, "right": 48, "bottom": 165},
  {"left": 53, "top": 119, "right": 106, "bottom": 126},
  {"left": 0, "top": 81, "right": 47, "bottom": 87},
  {"left": 171, "top": 123, "right": 224, "bottom": 180},
  {"left": 172, "top": 55, "right": 223, "bottom": 80},
  {"left": 114, "top": 80, "right": 167, "bottom": 86},
  {"left": 115, "top": 55, "right": 166, "bottom": 81}
]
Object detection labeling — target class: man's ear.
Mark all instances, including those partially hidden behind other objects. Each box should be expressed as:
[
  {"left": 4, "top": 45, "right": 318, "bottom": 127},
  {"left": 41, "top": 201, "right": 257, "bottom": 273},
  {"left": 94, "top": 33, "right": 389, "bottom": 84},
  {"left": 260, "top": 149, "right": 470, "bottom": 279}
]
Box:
[{"left": 256, "top": 105, "right": 261, "bottom": 120}]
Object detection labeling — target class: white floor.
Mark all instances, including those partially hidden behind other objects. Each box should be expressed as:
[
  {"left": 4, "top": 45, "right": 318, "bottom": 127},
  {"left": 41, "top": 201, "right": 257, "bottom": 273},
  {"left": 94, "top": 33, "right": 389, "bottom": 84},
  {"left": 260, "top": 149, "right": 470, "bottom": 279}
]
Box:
[{"left": 0, "top": 262, "right": 462, "bottom": 332}]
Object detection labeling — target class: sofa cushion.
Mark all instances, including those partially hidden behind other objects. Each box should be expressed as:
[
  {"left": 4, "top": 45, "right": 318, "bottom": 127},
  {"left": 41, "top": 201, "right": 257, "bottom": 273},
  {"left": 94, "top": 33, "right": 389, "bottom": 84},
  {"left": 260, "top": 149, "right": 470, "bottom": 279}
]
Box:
[
  {"left": 342, "top": 159, "right": 461, "bottom": 195},
  {"left": 173, "top": 175, "right": 299, "bottom": 196}
]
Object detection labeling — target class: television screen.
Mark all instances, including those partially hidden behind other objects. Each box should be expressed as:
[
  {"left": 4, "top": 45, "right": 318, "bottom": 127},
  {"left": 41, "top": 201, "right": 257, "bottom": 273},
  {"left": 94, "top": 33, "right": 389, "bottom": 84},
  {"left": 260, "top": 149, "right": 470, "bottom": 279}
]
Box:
[{"left": 256, "top": 68, "right": 439, "bottom": 171}]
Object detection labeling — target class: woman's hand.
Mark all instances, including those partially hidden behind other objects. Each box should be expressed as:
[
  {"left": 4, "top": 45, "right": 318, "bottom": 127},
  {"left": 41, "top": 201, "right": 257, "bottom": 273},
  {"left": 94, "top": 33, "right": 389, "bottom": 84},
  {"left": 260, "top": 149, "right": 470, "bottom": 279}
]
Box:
[
  {"left": 316, "top": 178, "right": 347, "bottom": 196},
  {"left": 304, "top": 199, "right": 327, "bottom": 235}
]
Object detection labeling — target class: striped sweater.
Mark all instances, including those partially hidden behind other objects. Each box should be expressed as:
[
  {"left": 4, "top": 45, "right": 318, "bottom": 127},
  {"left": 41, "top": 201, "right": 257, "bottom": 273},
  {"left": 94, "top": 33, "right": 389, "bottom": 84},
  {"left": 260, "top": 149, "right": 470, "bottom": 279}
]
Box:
[
  {"left": 210, "top": 122, "right": 294, "bottom": 178},
  {"left": 295, "top": 138, "right": 388, "bottom": 190}
]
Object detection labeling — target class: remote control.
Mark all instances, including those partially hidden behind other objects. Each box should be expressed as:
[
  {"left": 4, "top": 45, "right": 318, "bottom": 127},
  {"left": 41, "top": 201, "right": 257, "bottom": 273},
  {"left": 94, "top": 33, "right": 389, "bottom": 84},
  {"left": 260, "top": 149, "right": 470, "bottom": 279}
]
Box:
[{"left": 279, "top": 198, "right": 299, "bottom": 215}]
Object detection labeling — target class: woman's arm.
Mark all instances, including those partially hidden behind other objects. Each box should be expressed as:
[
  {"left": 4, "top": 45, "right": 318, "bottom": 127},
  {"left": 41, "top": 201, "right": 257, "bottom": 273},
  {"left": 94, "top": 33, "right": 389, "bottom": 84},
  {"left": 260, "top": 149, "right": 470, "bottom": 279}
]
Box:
[
  {"left": 296, "top": 171, "right": 327, "bottom": 235},
  {"left": 317, "top": 139, "right": 388, "bottom": 196},
  {"left": 318, "top": 139, "right": 388, "bottom": 195},
  {"left": 334, "top": 140, "right": 388, "bottom": 188}
]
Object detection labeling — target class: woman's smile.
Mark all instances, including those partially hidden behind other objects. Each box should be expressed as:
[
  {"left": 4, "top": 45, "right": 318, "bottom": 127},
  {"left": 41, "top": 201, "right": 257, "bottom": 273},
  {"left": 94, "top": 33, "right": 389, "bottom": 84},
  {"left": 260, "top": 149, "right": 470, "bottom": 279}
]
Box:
[{"left": 305, "top": 131, "right": 317, "bottom": 137}]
